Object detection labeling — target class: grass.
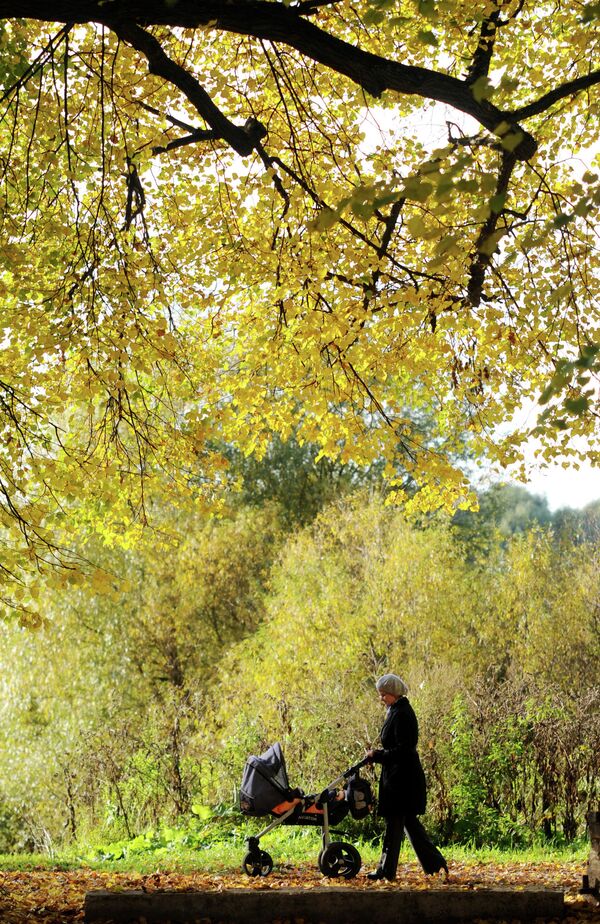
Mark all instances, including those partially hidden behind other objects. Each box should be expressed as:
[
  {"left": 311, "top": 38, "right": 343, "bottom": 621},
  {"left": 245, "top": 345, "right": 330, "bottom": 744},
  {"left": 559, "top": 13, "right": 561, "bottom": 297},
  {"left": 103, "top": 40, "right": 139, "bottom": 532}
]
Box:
[{"left": 0, "top": 827, "right": 588, "bottom": 874}]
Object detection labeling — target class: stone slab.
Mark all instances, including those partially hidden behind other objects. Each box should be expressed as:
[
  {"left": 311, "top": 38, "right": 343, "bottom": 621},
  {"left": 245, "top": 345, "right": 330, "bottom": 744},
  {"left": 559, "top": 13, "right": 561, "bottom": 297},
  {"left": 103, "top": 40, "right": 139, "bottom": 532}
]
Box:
[{"left": 85, "top": 886, "right": 564, "bottom": 923}]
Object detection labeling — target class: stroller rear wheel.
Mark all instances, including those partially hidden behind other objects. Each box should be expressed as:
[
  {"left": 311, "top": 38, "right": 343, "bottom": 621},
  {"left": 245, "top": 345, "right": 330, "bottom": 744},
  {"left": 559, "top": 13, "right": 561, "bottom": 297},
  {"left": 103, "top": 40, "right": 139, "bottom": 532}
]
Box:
[
  {"left": 318, "top": 841, "right": 361, "bottom": 879},
  {"left": 242, "top": 849, "right": 273, "bottom": 877}
]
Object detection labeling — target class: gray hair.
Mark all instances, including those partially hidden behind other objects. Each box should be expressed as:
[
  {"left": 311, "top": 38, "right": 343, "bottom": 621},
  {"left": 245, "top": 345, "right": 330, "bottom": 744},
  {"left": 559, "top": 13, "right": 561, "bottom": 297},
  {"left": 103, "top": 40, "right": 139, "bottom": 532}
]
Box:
[{"left": 376, "top": 673, "right": 408, "bottom": 697}]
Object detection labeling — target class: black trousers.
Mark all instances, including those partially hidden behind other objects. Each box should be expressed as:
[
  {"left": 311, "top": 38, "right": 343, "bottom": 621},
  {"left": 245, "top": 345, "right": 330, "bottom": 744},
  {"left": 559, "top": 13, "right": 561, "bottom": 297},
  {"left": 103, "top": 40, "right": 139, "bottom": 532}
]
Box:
[{"left": 378, "top": 814, "right": 447, "bottom": 880}]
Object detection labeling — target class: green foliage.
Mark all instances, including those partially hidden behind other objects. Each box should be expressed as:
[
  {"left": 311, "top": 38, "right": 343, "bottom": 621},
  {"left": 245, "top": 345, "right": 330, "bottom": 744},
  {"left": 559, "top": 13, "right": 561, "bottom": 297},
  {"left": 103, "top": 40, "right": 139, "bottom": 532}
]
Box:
[
  {"left": 203, "top": 496, "right": 599, "bottom": 844},
  {"left": 225, "top": 414, "right": 475, "bottom": 528},
  {"left": 0, "top": 801, "right": 28, "bottom": 854},
  {"left": 85, "top": 803, "right": 243, "bottom": 863},
  {"left": 224, "top": 435, "right": 379, "bottom": 526},
  {"left": 446, "top": 697, "right": 494, "bottom": 844},
  {"left": 0, "top": 503, "right": 283, "bottom": 848},
  {"left": 453, "top": 483, "right": 553, "bottom": 553},
  {"left": 536, "top": 343, "right": 600, "bottom": 430},
  {"left": 0, "top": 493, "right": 598, "bottom": 853},
  {"left": 432, "top": 680, "right": 600, "bottom": 847}
]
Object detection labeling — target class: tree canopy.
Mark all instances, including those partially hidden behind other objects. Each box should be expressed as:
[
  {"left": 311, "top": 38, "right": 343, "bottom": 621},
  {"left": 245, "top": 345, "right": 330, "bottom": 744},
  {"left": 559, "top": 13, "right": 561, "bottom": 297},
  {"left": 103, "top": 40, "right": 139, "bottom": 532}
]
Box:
[{"left": 1, "top": 0, "right": 599, "bottom": 612}]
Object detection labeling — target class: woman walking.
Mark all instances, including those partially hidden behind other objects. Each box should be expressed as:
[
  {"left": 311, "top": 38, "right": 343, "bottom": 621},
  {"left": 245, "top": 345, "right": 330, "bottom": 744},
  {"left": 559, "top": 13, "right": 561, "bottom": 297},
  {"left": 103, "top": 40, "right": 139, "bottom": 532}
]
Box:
[{"left": 365, "top": 673, "right": 448, "bottom": 881}]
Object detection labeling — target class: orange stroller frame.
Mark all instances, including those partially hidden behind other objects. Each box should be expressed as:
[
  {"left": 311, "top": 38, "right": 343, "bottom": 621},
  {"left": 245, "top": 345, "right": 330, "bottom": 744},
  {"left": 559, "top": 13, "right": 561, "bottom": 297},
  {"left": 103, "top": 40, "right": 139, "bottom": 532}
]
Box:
[{"left": 239, "top": 743, "right": 371, "bottom": 879}]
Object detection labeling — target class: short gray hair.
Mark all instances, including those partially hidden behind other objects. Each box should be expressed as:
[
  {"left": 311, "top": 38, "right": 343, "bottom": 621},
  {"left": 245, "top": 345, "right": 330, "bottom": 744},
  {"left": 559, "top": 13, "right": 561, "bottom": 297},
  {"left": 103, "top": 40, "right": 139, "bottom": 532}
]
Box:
[{"left": 376, "top": 673, "right": 408, "bottom": 697}]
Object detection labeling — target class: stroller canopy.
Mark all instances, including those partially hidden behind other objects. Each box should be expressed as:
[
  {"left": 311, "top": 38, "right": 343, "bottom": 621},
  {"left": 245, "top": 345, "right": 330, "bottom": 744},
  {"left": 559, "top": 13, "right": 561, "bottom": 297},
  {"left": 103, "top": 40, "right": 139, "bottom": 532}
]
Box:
[{"left": 239, "top": 743, "right": 292, "bottom": 816}]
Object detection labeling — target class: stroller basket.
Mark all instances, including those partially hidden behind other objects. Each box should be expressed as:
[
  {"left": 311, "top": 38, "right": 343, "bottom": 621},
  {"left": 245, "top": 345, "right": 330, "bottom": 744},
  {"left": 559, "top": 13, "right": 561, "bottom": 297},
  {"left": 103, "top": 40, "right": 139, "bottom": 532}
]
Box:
[{"left": 239, "top": 742, "right": 373, "bottom": 879}]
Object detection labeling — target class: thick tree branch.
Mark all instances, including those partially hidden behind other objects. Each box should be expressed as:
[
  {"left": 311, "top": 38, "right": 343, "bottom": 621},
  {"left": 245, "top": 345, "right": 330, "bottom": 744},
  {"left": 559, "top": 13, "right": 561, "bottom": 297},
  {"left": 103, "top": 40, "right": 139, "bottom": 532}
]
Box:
[
  {"left": 467, "top": 151, "right": 517, "bottom": 307},
  {"left": 466, "top": 2, "right": 502, "bottom": 84},
  {"left": 0, "top": 0, "right": 537, "bottom": 160},
  {"left": 511, "top": 70, "right": 600, "bottom": 121},
  {"left": 106, "top": 21, "right": 267, "bottom": 156},
  {"left": 466, "top": 0, "right": 526, "bottom": 82},
  {"left": 293, "top": 0, "right": 343, "bottom": 13}
]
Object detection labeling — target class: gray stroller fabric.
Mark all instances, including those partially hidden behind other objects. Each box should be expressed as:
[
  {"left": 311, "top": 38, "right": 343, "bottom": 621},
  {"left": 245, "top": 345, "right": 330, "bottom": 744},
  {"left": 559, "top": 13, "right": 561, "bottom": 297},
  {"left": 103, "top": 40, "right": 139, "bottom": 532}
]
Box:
[{"left": 239, "top": 742, "right": 292, "bottom": 816}]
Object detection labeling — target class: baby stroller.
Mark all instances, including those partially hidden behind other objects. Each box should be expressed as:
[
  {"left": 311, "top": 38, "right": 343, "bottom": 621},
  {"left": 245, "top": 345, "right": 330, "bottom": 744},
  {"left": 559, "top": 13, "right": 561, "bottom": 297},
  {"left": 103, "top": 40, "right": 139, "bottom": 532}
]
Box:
[{"left": 239, "top": 742, "right": 374, "bottom": 879}]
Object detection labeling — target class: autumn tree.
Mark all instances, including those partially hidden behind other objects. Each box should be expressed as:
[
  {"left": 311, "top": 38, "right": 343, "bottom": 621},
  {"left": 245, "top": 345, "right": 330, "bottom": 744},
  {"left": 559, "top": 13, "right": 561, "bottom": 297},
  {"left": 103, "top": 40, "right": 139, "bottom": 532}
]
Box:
[
  {"left": 0, "top": 503, "right": 281, "bottom": 842},
  {"left": 1, "top": 1, "right": 599, "bottom": 613}
]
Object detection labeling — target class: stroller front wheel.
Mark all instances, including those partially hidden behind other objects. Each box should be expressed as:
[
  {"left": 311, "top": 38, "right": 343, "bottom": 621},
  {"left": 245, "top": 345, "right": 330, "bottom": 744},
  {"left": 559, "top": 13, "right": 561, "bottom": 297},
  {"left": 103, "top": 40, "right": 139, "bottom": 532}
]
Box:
[
  {"left": 318, "top": 841, "right": 361, "bottom": 879},
  {"left": 243, "top": 849, "right": 273, "bottom": 877}
]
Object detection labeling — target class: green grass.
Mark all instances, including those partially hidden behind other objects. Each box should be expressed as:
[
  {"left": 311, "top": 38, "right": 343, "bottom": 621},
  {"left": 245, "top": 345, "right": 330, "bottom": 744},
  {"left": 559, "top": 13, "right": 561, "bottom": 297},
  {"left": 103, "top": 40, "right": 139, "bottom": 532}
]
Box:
[
  {"left": 434, "top": 840, "right": 587, "bottom": 865},
  {"left": 0, "top": 827, "right": 588, "bottom": 874}
]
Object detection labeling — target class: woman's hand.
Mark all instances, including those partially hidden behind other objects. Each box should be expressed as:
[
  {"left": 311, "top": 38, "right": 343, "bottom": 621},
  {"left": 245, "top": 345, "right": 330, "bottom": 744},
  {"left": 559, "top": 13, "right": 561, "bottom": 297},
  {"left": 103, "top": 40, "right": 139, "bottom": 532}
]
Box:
[{"left": 364, "top": 749, "right": 376, "bottom": 763}]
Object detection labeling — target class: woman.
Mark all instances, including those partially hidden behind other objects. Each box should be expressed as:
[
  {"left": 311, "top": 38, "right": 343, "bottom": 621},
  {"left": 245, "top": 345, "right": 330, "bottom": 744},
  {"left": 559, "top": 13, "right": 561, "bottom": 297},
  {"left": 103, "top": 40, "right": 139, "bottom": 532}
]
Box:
[{"left": 365, "top": 673, "right": 448, "bottom": 881}]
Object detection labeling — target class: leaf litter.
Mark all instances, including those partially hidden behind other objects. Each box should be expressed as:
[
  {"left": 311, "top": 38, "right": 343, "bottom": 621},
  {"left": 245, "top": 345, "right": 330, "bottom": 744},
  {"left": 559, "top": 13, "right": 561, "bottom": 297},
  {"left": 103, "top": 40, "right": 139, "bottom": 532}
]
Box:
[{"left": 0, "top": 858, "right": 598, "bottom": 923}]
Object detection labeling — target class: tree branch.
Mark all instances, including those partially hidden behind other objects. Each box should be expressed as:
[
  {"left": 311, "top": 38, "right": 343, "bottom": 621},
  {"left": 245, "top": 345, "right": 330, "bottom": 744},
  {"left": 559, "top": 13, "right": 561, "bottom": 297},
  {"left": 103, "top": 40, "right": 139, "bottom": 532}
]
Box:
[
  {"left": 0, "top": 22, "right": 72, "bottom": 103},
  {"left": 136, "top": 99, "right": 202, "bottom": 134},
  {"left": 293, "top": 0, "right": 343, "bottom": 14},
  {"left": 152, "top": 130, "right": 220, "bottom": 155},
  {"left": 0, "top": 0, "right": 537, "bottom": 160},
  {"left": 106, "top": 20, "right": 267, "bottom": 157},
  {"left": 465, "top": 2, "right": 502, "bottom": 84},
  {"left": 467, "top": 150, "right": 517, "bottom": 307},
  {"left": 510, "top": 70, "right": 600, "bottom": 121}
]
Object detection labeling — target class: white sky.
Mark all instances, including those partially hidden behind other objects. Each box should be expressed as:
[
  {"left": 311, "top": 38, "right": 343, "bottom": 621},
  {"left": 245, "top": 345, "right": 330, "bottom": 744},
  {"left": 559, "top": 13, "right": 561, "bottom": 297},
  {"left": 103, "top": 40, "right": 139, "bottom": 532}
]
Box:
[
  {"left": 520, "top": 462, "right": 600, "bottom": 511},
  {"left": 497, "top": 401, "right": 600, "bottom": 511}
]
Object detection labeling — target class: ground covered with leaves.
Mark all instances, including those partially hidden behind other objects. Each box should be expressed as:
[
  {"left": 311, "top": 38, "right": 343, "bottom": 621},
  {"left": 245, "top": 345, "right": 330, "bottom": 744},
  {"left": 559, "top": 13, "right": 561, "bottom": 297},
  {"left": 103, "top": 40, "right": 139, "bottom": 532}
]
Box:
[{"left": 0, "top": 858, "right": 598, "bottom": 923}]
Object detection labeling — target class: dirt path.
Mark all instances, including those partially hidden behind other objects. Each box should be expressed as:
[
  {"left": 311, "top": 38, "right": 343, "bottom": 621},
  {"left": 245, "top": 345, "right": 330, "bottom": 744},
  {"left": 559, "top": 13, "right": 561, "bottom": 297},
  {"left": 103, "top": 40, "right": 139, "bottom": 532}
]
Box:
[{"left": 0, "top": 859, "right": 597, "bottom": 923}]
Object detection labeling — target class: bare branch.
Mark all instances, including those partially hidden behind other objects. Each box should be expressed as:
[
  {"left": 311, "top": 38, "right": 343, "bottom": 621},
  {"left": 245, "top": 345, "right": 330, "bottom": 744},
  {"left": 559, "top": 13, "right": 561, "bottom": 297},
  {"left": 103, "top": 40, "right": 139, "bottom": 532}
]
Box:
[
  {"left": 137, "top": 99, "right": 202, "bottom": 134},
  {"left": 152, "top": 130, "right": 218, "bottom": 155}
]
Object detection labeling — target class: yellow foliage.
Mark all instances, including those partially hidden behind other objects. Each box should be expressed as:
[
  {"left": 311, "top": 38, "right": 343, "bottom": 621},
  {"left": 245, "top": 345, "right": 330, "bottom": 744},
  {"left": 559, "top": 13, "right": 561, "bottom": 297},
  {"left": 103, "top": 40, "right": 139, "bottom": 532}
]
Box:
[
  {"left": 204, "top": 497, "right": 600, "bottom": 799},
  {"left": 0, "top": 4, "right": 598, "bottom": 604}
]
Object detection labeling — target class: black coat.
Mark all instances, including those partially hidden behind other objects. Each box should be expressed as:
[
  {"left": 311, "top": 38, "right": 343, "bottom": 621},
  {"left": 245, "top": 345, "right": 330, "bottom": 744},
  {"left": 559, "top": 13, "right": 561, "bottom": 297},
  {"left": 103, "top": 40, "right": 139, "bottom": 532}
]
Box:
[{"left": 372, "top": 696, "right": 427, "bottom": 818}]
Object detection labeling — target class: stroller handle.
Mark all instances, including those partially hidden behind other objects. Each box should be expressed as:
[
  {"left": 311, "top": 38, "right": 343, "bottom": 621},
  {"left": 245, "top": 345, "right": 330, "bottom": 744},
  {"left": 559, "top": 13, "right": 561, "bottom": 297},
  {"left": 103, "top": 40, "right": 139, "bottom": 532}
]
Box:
[
  {"left": 312, "top": 756, "right": 372, "bottom": 796},
  {"left": 342, "top": 756, "right": 370, "bottom": 778}
]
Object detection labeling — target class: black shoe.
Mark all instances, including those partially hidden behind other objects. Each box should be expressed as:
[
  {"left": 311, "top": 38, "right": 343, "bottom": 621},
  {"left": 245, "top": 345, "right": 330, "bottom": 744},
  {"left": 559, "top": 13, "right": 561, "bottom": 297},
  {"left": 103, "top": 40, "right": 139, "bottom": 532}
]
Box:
[
  {"left": 427, "top": 863, "right": 449, "bottom": 879},
  {"left": 367, "top": 869, "right": 385, "bottom": 880}
]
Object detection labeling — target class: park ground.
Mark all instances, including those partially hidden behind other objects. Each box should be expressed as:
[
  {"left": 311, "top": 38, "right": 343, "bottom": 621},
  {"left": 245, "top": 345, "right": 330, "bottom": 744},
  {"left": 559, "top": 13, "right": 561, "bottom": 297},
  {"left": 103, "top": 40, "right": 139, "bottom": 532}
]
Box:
[{"left": 0, "top": 847, "right": 598, "bottom": 924}]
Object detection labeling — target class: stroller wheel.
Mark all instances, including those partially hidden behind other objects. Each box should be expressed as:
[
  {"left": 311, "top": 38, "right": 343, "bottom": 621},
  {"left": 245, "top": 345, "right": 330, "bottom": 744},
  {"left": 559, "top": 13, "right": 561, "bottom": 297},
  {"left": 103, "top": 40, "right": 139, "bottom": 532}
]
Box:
[
  {"left": 243, "top": 849, "right": 273, "bottom": 877},
  {"left": 318, "top": 841, "right": 361, "bottom": 879}
]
